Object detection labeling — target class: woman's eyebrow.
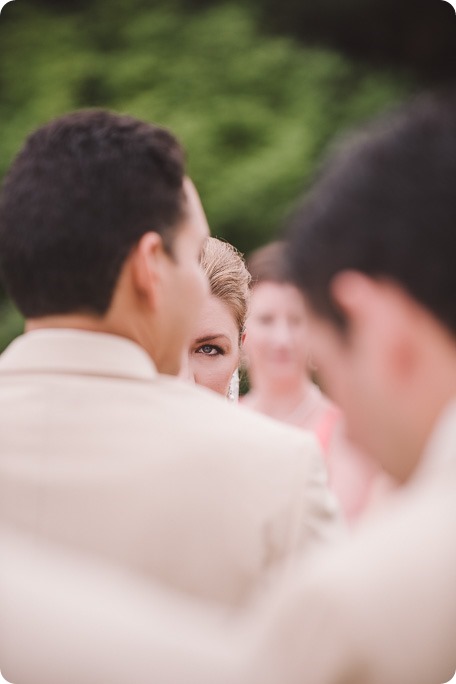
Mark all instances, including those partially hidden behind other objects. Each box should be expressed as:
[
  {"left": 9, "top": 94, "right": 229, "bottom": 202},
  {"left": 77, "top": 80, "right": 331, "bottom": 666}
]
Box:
[{"left": 194, "top": 334, "right": 230, "bottom": 345}]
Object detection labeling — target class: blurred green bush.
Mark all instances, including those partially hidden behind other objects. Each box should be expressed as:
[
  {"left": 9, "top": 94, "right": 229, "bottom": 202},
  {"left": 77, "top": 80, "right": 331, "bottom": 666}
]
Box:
[
  {"left": 0, "top": 0, "right": 410, "bottom": 349},
  {"left": 0, "top": 300, "right": 23, "bottom": 350}
]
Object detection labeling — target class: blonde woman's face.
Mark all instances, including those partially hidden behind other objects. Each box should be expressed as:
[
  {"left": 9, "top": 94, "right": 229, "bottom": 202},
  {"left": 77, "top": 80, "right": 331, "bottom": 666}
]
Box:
[
  {"left": 180, "top": 294, "right": 241, "bottom": 396},
  {"left": 244, "top": 282, "right": 310, "bottom": 382}
]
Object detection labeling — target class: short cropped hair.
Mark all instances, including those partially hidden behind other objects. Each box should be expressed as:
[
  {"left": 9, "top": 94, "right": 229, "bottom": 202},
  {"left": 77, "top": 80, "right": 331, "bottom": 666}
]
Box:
[
  {"left": 200, "top": 237, "right": 250, "bottom": 336},
  {"left": 286, "top": 90, "right": 456, "bottom": 336},
  {"left": 247, "top": 241, "right": 291, "bottom": 287},
  {"left": 0, "top": 109, "right": 186, "bottom": 317}
]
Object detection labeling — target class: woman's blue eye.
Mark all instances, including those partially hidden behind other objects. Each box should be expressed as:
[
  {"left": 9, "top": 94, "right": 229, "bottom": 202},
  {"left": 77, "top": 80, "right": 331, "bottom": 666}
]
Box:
[{"left": 197, "top": 345, "right": 223, "bottom": 356}]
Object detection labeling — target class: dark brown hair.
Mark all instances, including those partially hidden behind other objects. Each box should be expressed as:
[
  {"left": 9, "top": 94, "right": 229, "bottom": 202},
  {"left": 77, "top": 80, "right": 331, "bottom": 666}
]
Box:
[
  {"left": 286, "top": 90, "right": 456, "bottom": 335},
  {"left": 0, "top": 109, "right": 186, "bottom": 317}
]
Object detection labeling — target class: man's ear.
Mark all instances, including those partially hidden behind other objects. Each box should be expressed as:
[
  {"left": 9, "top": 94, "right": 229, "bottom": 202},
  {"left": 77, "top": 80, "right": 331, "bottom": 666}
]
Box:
[
  {"left": 130, "top": 232, "right": 166, "bottom": 310},
  {"left": 329, "top": 270, "right": 377, "bottom": 328},
  {"left": 331, "top": 271, "right": 419, "bottom": 379},
  {"left": 241, "top": 330, "right": 247, "bottom": 346}
]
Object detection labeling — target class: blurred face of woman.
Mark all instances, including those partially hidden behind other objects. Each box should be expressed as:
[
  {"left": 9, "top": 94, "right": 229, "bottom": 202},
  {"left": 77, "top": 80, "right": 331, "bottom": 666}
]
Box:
[
  {"left": 244, "top": 282, "right": 309, "bottom": 384},
  {"left": 180, "top": 294, "right": 241, "bottom": 396}
]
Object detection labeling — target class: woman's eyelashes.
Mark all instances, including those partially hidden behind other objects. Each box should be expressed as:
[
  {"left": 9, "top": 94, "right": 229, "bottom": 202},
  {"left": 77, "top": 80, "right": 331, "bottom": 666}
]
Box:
[{"left": 195, "top": 344, "right": 225, "bottom": 356}]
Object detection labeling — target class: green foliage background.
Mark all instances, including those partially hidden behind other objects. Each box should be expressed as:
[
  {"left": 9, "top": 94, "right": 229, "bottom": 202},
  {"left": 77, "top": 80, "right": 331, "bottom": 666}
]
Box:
[{"left": 0, "top": 0, "right": 411, "bottom": 348}]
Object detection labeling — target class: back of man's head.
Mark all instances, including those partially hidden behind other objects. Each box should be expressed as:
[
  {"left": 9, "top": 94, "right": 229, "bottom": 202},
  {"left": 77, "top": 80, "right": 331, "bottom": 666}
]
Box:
[
  {"left": 0, "top": 110, "right": 185, "bottom": 318},
  {"left": 286, "top": 89, "right": 456, "bottom": 338}
]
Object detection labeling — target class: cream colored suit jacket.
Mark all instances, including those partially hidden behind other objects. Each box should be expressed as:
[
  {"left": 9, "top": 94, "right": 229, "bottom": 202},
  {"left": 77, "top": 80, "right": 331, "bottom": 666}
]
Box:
[
  {"left": 0, "top": 527, "right": 244, "bottom": 684},
  {"left": 246, "top": 399, "right": 456, "bottom": 684},
  {"left": 1, "top": 401, "right": 455, "bottom": 684},
  {"left": 0, "top": 329, "right": 339, "bottom": 607}
]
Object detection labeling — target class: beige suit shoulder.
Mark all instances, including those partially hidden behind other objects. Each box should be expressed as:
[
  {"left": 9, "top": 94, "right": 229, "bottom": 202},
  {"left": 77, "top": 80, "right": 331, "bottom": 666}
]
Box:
[
  {"left": 155, "top": 375, "right": 323, "bottom": 466},
  {"left": 151, "top": 377, "right": 342, "bottom": 554},
  {"left": 247, "top": 478, "right": 456, "bottom": 684}
]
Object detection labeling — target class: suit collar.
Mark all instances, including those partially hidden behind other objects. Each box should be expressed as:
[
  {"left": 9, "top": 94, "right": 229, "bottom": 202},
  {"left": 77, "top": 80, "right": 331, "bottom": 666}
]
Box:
[{"left": 0, "top": 329, "right": 157, "bottom": 381}]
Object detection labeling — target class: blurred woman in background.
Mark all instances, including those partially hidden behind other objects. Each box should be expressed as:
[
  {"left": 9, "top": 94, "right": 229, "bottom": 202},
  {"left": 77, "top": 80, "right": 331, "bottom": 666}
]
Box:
[
  {"left": 241, "top": 242, "right": 380, "bottom": 523},
  {"left": 180, "top": 237, "right": 250, "bottom": 401}
]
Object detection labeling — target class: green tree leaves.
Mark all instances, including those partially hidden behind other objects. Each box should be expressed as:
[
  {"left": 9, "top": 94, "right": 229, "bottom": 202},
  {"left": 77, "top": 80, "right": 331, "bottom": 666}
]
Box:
[{"left": 0, "top": 0, "right": 410, "bottom": 348}]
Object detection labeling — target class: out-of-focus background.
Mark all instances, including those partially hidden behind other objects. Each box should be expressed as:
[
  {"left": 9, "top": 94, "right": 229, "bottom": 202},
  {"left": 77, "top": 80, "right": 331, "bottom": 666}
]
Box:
[{"left": 1, "top": 0, "right": 455, "bottom": 349}]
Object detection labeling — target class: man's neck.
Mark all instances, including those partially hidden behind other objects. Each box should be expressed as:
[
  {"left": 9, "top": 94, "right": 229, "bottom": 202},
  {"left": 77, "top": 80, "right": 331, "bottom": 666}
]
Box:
[
  {"left": 25, "top": 314, "right": 145, "bottom": 351},
  {"left": 398, "top": 327, "right": 456, "bottom": 483},
  {"left": 26, "top": 314, "right": 109, "bottom": 334}
]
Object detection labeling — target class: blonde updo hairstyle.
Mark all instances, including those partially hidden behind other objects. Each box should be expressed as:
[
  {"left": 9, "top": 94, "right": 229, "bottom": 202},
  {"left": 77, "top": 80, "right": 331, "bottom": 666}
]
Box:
[{"left": 200, "top": 237, "right": 251, "bottom": 340}]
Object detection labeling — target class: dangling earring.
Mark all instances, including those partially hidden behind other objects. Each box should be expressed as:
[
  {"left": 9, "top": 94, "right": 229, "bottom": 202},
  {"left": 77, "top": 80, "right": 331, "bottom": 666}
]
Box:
[
  {"left": 307, "top": 353, "right": 318, "bottom": 372},
  {"left": 227, "top": 368, "right": 240, "bottom": 402}
]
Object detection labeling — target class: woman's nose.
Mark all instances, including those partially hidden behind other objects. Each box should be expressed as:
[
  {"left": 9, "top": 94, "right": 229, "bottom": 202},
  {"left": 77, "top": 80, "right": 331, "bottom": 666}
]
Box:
[{"left": 271, "top": 321, "right": 292, "bottom": 347}]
